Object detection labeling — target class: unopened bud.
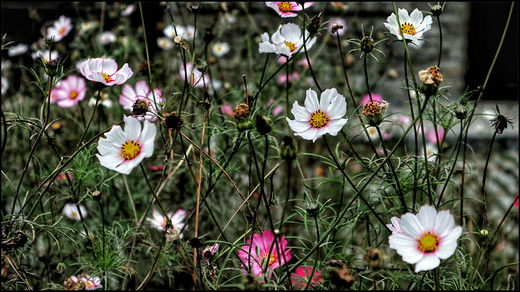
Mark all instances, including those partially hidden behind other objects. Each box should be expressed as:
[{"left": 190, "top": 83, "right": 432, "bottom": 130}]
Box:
[
  {"left": 280, "top": 135, "right": 298, "bottom": 161},
  {"left": 307, "top": 15, "right": 320, "bottom": 34},
  {"left": 361, "top": 35, "right": 374, "bottom": 53},
  {"left": 255, "top": 115, "right": 272, "bottom": 135}
]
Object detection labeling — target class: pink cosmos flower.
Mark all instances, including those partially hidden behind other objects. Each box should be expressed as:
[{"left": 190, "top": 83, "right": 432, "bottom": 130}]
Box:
[
  {"left": 360, "top": 93, "right": 383, "bottom": 106},
  {"left": 265, "top": 2, "right": 314, "bottom": 18},
  {"left": 121, "top": 4, "right": 136, "bottom": 16},
  {"left": 147, "top": 208, "right": 186, "bottom": 238},
  {"left": 119, "top": 80, "right": 165, "bottom": 122},
  {"left": 426, "top": 126, "right": 444, "bottom": 145},
  {"left": 79, "top": 58, "right": 133, "bottom": 87},
  {"left": 46, "top": 16, "right": 73, "bottom": 42},
  {"left": 291, "top": 266, "right": 323, "bottom": 289},
  {"left": 514, "top": 195, "right": 518, "bottom": 209},
  {"left": 202, "top": 243, "right": 219, "bottom": 262},
  {"left": 179, "top": 62, "right": 209, "bottom": 88},
  {"left": 277, "top": 72, "right": 300, "bottom": 86},
  {"left": 51, "top": 75, "right": 87, "bottom": 108},
  {"left": 238, "top": 230, "right": 291, "bottom": 278},
  {"left": 80, "top": 274, "right": 102, "bottom": 290},
  {"left": 220, "top": 104, "right": 234, "bottom": 119},
  {"left": 272, "top": 105, "right": 284, "bottom": 116},
  {"left": 386, "top": 217, "right": 403, "bottom": 234}
]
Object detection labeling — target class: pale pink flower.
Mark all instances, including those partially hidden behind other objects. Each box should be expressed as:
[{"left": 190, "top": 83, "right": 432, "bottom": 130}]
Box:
[
  {"left": 46, "top": 16, "right": 73, "bottom": 42},
  {"left": 62, "top": 203, "right": 87, "bottom": 221},
  {"left": 147, "top": 208, "right": 186, "bottom": 238},
  {"left": 328, "top": 17, "right": 347, "bottom": 36},
  {"left": 291, "top": 266, "right": 323, "bottom": 289},
  {"left": 121, "top": 4, "right": 136, "bottom": 16},
  {"left": 220, "top": 104, "right": 234, "bottom": 119},
  {"left": 80, "top": 274, "right": 102, "bottom": 290},
  {"left": 259, "top": 23, "right": 316, "bottom": 58},
  {"left": 8, "top": 43, "right": 29, "bottom": 57},
  {"left": 119, "top": 80, "right": 165, "bottom": 122},
  {"left": 426, "top": 126, "right": 444, "bottom": 145},
  {"left": 179, "top": 62, "right": 209, "bottom": 88},
  {"left": 98, "top": 31, "right": 117, "bottom": 45},
  {"left": 201, "top": 243, "right": 219, "bottom": 262},
  {"left": 265, "top": 2, "right": 314, "bottom": 18},
  {"left": 277, "top": 72, "right": 300, "bottom": 86},
  {"left": 238, "top": 230, "right": 291, "bottom": 278},
  {"left": 272, "top": 105, "right": 284, "bottom": 116},
  {"left": 389, "top": 205, "right": 462, "bottom": 273},
  {"left": 79, "top": 58, "right": 133, "bottom": 87},
  {"left": 386, "top": 217, "right": 403, "bottom": 234},
  {"left": 51, "top": 75, "right": 87, "bottom": 108}
]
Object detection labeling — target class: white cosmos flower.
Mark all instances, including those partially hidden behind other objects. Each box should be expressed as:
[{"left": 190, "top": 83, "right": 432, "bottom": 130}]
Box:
[
  {"left": 163, "top": 24, "right": 195, "bottom": 40},
  {"left": 62, "top": 203, "right": 87, "bottom": 221},
  {"left": 384, "top": 8, "right": 432, "bottom": 48},
  {"left": 259, "top": 22, "right": 316, "bottom": 58},
  {"left": 157, "top": 37, "right": 174, "bottom": 51},
  {"left": 147, "top": 208, "right": 186, "bottom": 238},
  {"left": 286, "top": 88, "right": 348, "bottom": 142},
  {"left": 96, "top": 115, "right": 156, "bottom": 175},
  {"left": 8, "top": 43, "right": 29, "bottom": 57},
  {"left": 79, "top": 58, "right": 133, "bottom": 87},
  {"left": 389, "top": 205, "right": 463, "bottom": 273},
  {"left": 212, "top": 42, "right": 230, "bottom": 57},
  {"left": 46, "top": 15, "right": 73, "bottom": 42}
]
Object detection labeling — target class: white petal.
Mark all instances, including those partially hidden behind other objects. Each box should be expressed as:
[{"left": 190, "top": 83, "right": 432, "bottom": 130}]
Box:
[
  {"left": 101, "top": 59, "right": 118, "bottom": 75},
  {"left": 414, "top": 253, "right": 440, "bottom": 272},
  {"left": 389, "top": 233, "right": 423, "bottom": 264},
  {"left": 281, "top": 23, "right": 301, "bottom": 43},
  {"left": 290, "top": 101, "right": 311, "bottom": 121},
  {"left": 139, "top": 120, "right": 157, "bottom": 144},
  {"left": 326, "top": 95, "right": 347, "bottom": 119},
  {"left": 97, "top": 138, "right": 120, "bottom": 156},
  {"left": 304, "top": 88, "right": 319, "bottom": 113},
  {"left": 134, "top": 80, "right": 150, "bottom": 98},
  {"left": 398, "top": 8, "right": 410, "bottom": 24},
  {"left": 259, "top": 42, "right": 276, "bottom": 54},
  {"left": 434, "top": 210, "right": 455, "bottom": 238},
  {"left": 400, "top": 213, "right": 425, "bottom": 238},
  {"left": 319, "top": 88, "right": 336, "bottom": 110},
  {"left": 124, "top": 116, "right": 142, "bottom": 141},
  {"left": 294, "top": 127, "right": 318, "bottom": 142},
  {"left": 287, "top": 118, "right": 311, "bottom": 133},
  {"left": 435, "top": 226, "right": 462, "bottom": 259},
  {"left": 97, "top": 153, "right": 124, "bottom": 170},
  {"left": 104, "top": 125, "right": 126, "bottom": 146},
  {"left": 417, "top": 205, "right": 437, "bottom": 232},
  {"left": 409, "top": 9, "right": 423, "bottom": 25},
  {"left": 325, "top": 118, "right": 348, "bottom": 135}
]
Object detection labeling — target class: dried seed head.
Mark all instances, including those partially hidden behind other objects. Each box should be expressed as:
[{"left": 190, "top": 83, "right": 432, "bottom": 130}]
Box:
[
  {"left": 234, "top": 103, "right": 250, "bottom": 118},
  {"left": 364, "top": 247, "right": 385, "bottom": 270},
  {"left": 161, "top": 112, "right": 184, "bottom": 130},
  {"left": 308, "top": 15, "right": 321, "bottom": 34},
  {"left": 130, "top": 99, "right": 149, "bottom": 117},
  {"left": 418, "top": 66, "right": 444, "bottom": 87},
  {"left": 490, "top": 105, "right": 514, "bottom": 134},
  {"left": 331, "top": 23, "right": 344, "bottom": 34},
  {"left": 326, "top": 259, "right": 356, "bottom": 289}
]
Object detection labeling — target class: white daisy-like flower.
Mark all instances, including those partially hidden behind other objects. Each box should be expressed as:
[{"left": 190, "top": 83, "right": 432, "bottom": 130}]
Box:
[
  {"left": 212, "top": 42, "right": 230, "bottom": 57},
  {"left": 157, "top": 37, "right": 174, "bottom": 51},
  {"left": 96, "top": 115, "right": 156, "bottom": 175},
  {"left": 286, "top": 88, "right": 348, "bottom": 142},
  {"left": 163, "top": 24, "right": 195, "bottom": 40},
  {"left": 8, "top": 43, "right": 29, "bottom": 57},
  {"left": 98, "top": 31, "right": 117, "bottom": 45},
  {"left": 80, "top": 274, "right": 102, "bottom": 290},
  {"left": 388, "top": 204, "right": 462, "bottom": 273},
  {"left": 147, "top": 208, "right": 186, "bottom": 238},
  {"left": 79, "top": 58, "right": 133, "bottom": 87},
  {"left": 384, "top": 8, "right": 433, "bottom": 48},
  {"left": 46, "top": 15, "right": 73, "bottom": 42},
  {"left": 62, "top": 203, "right": 87, "bottom": 221},
  {"left": 31, "top": 50, "right": 59, "bottom": 63},
  {"left": 259, "top": 22, "right": 316, "bottom": 58}
]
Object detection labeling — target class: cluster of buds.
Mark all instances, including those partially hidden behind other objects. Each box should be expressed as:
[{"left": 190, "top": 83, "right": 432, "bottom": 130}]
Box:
[
  {"left": 362, "top": 99, "right": 389, "bottom": 126},
  {"left": 234, "top": 103, "right": 254, "bottom": 132},
  {"left": 418, "top": 65, "right": 444, "bottom": 96}
]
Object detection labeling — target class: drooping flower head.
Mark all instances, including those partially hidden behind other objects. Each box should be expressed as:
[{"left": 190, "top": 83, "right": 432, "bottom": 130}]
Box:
[
  {"left": 259, "top": 22, "right": 317, "bottom": 58},
  {"left": 119, "top": 80, "right": 165, "bottom": 122},
  {"left": 286, "top": 88, "right": 348, "bottom": 142},
  {"left": 62, "top": 203, "right": 87, "bottom": 221},
  {"left": 265, "top": 2, "right": 314, "bottom": 18},
  {"left": 384, "top": 8, "right": 432, "bottom": 48},
  {"left": 51, "top": 75, "right": 87, "bottom": 108},
  {"left": 96, "top": 115, "right": 156, "bottom": 175},
  {"left": 79, "top": 58, "right": 133, "bottom": 87},
  {"left": 238, "top": 230, "right": 291, "bottom": 278},
  {"left": 146, "top": 208, "right": 186, "bottom": 238},
  {"left": 179, "top": 62, "right": 210, "bottom": 88},
  {"left": 46, "top": 16, "right": 73, "bottom": 42},
  {"left": 388, "top": 205, "right": 462, "bottom": 273},
  {"left": 291, "top": 266, "right": 323, "bottom": 289}
]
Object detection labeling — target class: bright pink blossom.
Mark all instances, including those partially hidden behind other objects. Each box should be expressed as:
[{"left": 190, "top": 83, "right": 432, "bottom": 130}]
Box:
[
  {"left": 291, "top": 266, "right": 323, "bottom": 289},
  {"left": 238, "top": 230, "right": 291, "bottom": 278},
  {"left": 51, "top": 75, "right": 87, "bottom": 108},
  {"left": 220, "top": 104, "right": 234, "bottom": 119},
  {"left": 360, "top": 93, "right": 383, "bottom": 106}
]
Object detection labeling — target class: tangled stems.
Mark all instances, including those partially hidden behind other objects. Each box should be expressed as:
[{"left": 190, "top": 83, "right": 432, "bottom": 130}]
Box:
[{"left": 278, "top": 98, "right": 431, "bottom": 285}]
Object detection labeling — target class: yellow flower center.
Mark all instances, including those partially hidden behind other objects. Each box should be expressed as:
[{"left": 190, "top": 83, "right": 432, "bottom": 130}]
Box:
[
  {"left": 278, "top": 2, "right": 292, "bottom": 12},
  {"left": 284, "top": 41, "right": 296, "bottom": 52},
  {"left": 417, "top": 232, "right": 439, "bottom": 253},
  {"left": 162, "top": 219, "right": 168, "bottom": 227},
  {"left": 401, "top": 22, "right": 416, "bottom": 35},
  {"left": 102, "top": 73, "right": 112, "bottom": 83},
  {"left": 85, "top": 282, "right": 93, "bottom": 289},
  {"left": 264, "top": 254, "right": 276, "bottom": 266},
  {"left": 309, "top": 110, "right": 329, "bottom": 128},
  {"left": 120, "top": 140, "right": 141, "bottom": 160},
  {"left": 69, "top": 91, "right": 78, "bottom": 99},
  {"left": 59, "top": 27, "right": 66, "bottom": 35},
  {"left": 71, "top": 211, "right": 78, "bottom": 219}
]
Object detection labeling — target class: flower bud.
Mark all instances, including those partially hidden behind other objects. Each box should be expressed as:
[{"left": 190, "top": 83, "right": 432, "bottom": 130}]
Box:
[
  {"left": 280, "top": 135, "right": 298, "bottom": 161},
  {"left": 307, "top": 15, "right": 321, "bottom": 34},
  {"left": 431, "top": 4, "right": 443, "bottom": 16},
  {"left": 255, "top": 115, "right": 272, "bottom": 135},
  {"left": 44, "top": 59, "right": 59, "bottom": 77},
  {"left": 455, "top": 105, "right": 467, "bottom": 120},
  {"left": 204, "top": 27, "right": 214, "bottom": 43},
  {"left": 479, "top": 229, "right": 489, "bottom": 238},
  {"left": 362, "top": 100, "right": 386, "bottom": 126},
  {"left": 91, "top": 190, "right": 102, "bottom": 201},
  {"left": 306, "top": 202, "right": 318, "bottom": 217},
  {"left": 361, "top": 35, "right": 374, "bottom": 53}
]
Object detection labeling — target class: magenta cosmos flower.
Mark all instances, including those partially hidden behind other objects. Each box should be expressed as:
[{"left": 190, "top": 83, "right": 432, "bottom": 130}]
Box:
[
  {"left": 119, "top": 80, "right": 165, "bottom": 122},
  {"left": 360, "top": 93, "right": 383, "bottom": 106},
  {"left": 291, "top": 266, "right": 323, "bottom": 289},
  {"left": 286, "top": 88, "right": 348, "bottom": 142},
  {"left": 96, "top": 115, "right": 156, "bottom": 175},
  {"left": 51, "top": 75, "right": 87, "bottom": 108},
  {"left": 46, "top": 15, "right": 73, "bottom": 42},
  {"left": 388, "top": 204, "right": 462, "bottom": 273},
  {"left": 79, "top": 58, "right": 133, "bottom": 87},
  {"left": 238, "top": 230, "right": 291, "bottom": 278},
  {"left": 265, "top": 2, "right": 313, "bottom": 18}
]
